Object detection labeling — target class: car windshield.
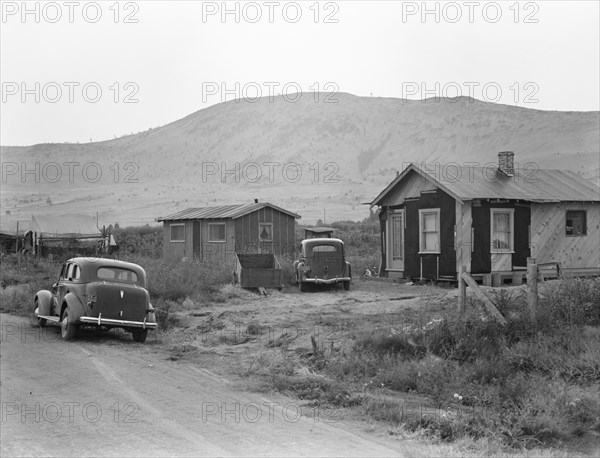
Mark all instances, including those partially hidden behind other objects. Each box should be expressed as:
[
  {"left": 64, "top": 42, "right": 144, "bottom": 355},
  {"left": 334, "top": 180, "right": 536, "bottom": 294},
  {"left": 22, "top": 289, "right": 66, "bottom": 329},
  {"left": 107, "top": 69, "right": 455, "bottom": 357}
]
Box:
[{"left": 97, "top": 267, "right": 139, "bottom": 283}]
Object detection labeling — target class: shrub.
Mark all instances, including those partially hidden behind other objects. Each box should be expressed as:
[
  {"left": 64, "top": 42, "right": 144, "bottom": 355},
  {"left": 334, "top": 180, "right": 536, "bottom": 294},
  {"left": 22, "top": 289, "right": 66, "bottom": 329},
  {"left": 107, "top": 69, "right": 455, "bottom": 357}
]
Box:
[{"left": 540, "top": 277, "right": 600, "bottom": 326}]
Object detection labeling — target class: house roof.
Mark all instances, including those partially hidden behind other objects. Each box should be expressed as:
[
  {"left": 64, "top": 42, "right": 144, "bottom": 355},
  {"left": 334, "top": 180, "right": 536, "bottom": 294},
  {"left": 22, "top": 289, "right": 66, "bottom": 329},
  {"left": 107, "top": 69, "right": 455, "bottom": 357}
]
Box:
[
  {"left": 31, "top": 214, "right": 101, "bottom": 237},
  {"left": 371, "top": 163, "right": 600, "bottom": 206},
  {"left": 158, "top": 202, "right": 301, "bottom": 222}
]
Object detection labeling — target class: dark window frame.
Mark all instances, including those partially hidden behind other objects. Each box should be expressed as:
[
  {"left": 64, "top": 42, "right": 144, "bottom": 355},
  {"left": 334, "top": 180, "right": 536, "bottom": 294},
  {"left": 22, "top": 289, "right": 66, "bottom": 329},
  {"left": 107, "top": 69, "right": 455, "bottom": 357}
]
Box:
[{"left": 566, "top": 210, "right": 587, "bottom": 236}]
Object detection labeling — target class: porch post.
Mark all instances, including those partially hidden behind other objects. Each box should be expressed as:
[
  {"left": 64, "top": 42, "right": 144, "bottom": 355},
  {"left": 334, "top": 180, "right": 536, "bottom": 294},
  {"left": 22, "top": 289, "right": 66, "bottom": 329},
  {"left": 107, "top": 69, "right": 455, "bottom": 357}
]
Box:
[
  {"left": 458, "top": 265, "right": 466, "bottom": 316},
  {"left": 527, "top": 257, "right": 538, "bottom": 322}
]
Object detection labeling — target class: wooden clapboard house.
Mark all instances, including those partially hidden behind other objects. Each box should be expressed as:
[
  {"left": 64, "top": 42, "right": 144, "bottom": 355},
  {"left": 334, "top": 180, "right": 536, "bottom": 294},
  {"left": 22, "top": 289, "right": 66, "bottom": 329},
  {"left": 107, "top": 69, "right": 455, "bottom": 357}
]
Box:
[
  {"left": 158, "top": 200, "right": 300, "bottom": 264},
  {"left": 370, "top": 152, "right": 600, "bottom": 281}
]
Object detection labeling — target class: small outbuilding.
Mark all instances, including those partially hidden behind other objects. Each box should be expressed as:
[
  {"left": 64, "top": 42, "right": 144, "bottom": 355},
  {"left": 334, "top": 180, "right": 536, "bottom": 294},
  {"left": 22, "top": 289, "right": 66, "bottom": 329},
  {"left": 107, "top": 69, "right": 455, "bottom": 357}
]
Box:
[
  {"left": 304, "top": 227, "right": 335, "bottom": 239},
  {"left": 30, "top": 214, "right": 115, "bottom": 258},
  {"left": 370, "top": 152, "right": 600, "bottom": 281},
  {"left": 158, "top": 201, "right": 301, "bottom": 264}
]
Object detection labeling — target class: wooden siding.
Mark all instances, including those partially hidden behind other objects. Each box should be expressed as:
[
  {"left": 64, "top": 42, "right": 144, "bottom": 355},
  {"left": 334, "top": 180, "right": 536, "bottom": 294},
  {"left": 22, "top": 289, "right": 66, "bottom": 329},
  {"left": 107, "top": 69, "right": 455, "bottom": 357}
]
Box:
[
  {"left": 470, "top": 201, "right": 531, "bottom": 274},
  {"left": 162, "top": 205, "right": 297, "bottom": 266},
  {"left": 455, "top": 201, "right": 472, "bottom": 273},
  {"left": 162, "top": 220, "right": 194, "bottom": 260},
  {"left": 530, "top": 202, "right": 600, "bottom": 269},
  {"left": 378, "top": 170, "right": 436, "bottom": 207},
  {"left": 234, "top": 208, "right": 296, "bottom": 259},
  {"left": 201, "top": 219, "right": 236, "bottom": 266},
  {"left": 404, "top": 189, "right": 456, "bottom": 280}
]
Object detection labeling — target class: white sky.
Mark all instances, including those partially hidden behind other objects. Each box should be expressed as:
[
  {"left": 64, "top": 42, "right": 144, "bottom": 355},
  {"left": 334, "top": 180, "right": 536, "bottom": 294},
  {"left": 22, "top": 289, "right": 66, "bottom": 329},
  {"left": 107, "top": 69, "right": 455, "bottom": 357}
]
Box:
[{"left": 1, "top": 0, "right": 599, "bottom": 145}]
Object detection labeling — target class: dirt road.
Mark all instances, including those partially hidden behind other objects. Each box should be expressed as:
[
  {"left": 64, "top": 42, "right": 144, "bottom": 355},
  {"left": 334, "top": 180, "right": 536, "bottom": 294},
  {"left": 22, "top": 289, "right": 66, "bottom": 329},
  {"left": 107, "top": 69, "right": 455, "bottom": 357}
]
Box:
[{"left": 0, "top": 313, "right": 405, "bottom": 457}]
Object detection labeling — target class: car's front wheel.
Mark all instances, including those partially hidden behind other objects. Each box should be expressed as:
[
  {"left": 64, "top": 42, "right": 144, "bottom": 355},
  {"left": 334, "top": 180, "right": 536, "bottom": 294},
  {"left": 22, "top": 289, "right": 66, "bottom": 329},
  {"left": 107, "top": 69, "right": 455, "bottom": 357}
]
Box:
[
  {"left": 61, "top": 309, "right": 77, "bottom": 341},
  {"left": 132, "top": 329, "right": 148, "bottom": 343}
]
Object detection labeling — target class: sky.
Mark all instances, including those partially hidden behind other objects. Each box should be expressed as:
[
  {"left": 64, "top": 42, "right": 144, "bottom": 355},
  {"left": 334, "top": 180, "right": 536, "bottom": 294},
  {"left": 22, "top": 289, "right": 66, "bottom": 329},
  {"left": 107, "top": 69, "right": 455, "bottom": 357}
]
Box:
[{"left": 1, "top": 0, "right": 599, "bottom": 146}]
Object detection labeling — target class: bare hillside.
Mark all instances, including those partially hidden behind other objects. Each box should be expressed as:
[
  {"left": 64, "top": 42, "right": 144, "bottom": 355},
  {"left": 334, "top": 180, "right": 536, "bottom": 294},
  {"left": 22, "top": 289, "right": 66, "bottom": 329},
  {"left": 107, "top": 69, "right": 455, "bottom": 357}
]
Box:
[{"left": 1, "top": 94, "right": 598, "bottom": 227}]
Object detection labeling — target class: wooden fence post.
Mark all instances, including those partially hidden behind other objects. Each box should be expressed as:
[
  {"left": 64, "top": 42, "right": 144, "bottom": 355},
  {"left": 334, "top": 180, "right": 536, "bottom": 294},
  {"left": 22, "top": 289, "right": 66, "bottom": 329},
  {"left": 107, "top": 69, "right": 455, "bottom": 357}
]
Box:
[
  {"left": 527, "top": 257, "right": 538, "bottom": 321},
  {"left": 458, "top": 265, "right": 466, "bottom": 316}
]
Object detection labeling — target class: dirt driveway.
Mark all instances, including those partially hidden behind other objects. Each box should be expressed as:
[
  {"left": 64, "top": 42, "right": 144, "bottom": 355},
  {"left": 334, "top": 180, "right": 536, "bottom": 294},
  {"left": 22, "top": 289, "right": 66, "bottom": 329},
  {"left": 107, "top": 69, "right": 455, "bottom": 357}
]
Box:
[{"left": 1, "top": 308, "right": 409, "bottom": 457}]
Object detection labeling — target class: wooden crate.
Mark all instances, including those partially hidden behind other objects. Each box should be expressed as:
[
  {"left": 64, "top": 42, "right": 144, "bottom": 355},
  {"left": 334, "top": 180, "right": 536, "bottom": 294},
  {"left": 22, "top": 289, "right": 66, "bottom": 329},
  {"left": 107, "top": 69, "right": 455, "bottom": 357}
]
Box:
[{"left": 235, "top": 253, "right": 284, "bottom": 289}]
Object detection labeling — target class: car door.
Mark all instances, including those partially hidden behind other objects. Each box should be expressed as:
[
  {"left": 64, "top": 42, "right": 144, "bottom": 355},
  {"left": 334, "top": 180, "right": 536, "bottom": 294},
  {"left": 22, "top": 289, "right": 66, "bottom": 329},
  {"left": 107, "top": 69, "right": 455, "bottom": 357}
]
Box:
[{"left": 56, "top": 263, "right": 76, "bottom": 312}]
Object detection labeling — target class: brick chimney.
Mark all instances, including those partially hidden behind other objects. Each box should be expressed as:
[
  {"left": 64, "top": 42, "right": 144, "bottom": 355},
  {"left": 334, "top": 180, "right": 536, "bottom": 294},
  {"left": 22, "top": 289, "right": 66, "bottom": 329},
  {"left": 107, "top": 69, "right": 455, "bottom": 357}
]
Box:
[{"left": 498, "top": 151, "right": 515, "bottom": 176}]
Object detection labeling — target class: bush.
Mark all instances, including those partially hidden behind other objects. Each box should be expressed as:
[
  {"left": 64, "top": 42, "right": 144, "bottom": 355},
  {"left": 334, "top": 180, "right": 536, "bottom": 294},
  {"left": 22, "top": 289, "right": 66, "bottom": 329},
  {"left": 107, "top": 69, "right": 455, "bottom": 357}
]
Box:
[{"left": 540, "top": 277, "right": 600, "bottom": 326}]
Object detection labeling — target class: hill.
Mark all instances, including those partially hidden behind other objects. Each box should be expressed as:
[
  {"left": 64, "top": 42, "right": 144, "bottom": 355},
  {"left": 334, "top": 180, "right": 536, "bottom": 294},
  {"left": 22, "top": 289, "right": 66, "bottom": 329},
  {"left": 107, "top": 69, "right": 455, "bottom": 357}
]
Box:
[{"left": 1, "top": 93, "right": 599, "bottom": 227}]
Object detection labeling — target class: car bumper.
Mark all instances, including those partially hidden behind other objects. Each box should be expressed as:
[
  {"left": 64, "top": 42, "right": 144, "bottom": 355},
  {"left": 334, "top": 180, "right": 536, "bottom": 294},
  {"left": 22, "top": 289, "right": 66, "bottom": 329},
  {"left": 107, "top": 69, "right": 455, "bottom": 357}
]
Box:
[
  {"left": 302, "top": 277, "right": 351, "bottom": 284},
  {"left": 79, "top": 316, "right": 157, "bottom": 329}
]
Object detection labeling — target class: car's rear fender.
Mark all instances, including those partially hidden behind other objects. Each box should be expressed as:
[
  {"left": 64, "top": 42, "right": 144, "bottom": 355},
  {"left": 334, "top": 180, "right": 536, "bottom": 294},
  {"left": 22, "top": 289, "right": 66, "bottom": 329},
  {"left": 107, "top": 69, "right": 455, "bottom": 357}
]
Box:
[
  {"left": 147, "top": 302, "right": 157, "bottom": 324},
  {"left": 61, "top": 293, "right": 86, "bottom": 322},
  {"left": 35, "top": 290, "right": 56, "bottom": 316}
]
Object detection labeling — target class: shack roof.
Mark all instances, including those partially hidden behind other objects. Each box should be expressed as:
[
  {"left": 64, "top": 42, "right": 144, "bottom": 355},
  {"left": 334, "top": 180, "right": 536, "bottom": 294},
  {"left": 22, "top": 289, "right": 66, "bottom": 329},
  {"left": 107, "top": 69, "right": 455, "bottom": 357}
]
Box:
[
  {"left": 371, "top": 163, "right": 600, "bottom": 206},
  {"left": 158, "top": 202, "right": 300, "bottom": 222}
]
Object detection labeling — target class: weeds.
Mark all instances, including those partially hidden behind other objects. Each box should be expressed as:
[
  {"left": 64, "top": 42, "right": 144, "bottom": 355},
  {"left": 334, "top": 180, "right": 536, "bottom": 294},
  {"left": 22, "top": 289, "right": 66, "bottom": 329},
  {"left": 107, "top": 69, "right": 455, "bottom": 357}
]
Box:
[{"left": 253, "top": 277, "right": 600, "bottom": 452}]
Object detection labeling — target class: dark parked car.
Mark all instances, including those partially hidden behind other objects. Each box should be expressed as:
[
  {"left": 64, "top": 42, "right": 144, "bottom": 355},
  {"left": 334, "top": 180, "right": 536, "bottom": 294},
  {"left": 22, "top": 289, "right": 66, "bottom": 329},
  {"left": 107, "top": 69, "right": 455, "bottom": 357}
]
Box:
[
  {"left": 293, "top": 238, "right": 352, "bottom": 292},
  {"left": 34, "top": 257, "right": 157, "bottom": 342}
]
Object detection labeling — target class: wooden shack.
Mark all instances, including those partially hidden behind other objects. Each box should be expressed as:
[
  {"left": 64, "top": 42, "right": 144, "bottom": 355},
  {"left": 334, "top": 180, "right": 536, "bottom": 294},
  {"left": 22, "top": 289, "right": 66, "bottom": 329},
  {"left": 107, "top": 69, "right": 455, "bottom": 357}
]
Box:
[
  {"left": 304, "top": 227, "right": 335, "bottom": 239},
  {"left": 370, "top": 152, "right": 600, "bottom": 281},
  {"left": 158, "top": 201, "right": 301, "bottom": 265}
]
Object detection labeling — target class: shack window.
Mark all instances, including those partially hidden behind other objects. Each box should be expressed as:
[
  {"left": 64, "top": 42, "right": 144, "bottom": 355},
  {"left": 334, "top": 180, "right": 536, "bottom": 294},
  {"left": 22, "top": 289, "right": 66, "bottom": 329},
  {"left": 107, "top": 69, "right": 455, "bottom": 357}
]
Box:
[
  {"left": 419, "top": 209, "right": 440, "bottom": 253},
  {"left": 209, "top": 223, "right": 226, "bottom": 242},
  {"left": 259, "top": 223, "right": 273, "bottom": 241},
  {"left": 491, "top": 209, "right": 514, "bottom": 252},
  {"left": 170, "top": 224, "right": 185, "bottom": 242},
  {"left": 566, "top": 211, "right": 586, "bottom": 236}
]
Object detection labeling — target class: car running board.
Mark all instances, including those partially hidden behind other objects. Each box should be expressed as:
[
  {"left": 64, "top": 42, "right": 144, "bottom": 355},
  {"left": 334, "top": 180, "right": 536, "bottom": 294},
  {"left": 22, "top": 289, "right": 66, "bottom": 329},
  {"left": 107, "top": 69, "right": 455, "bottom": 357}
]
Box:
[{"left": 36, "top": 315, "right": 61, "bottom": 323}]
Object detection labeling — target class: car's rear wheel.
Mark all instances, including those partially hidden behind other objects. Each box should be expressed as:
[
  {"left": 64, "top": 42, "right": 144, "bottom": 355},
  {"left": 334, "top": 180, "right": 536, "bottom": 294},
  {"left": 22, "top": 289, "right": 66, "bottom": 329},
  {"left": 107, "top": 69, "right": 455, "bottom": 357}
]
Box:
[
  {"left": 343, "top": 281, "right": 350, "bottom": 291},
  {"left": 61, "top": 309, "right": 77, "bottom": 341},
  {"left": 132, "top": 329, "right": 148, "bottom": 343},
  {"left": 34, "top": 299, "right": 46, "bottom": 327}
]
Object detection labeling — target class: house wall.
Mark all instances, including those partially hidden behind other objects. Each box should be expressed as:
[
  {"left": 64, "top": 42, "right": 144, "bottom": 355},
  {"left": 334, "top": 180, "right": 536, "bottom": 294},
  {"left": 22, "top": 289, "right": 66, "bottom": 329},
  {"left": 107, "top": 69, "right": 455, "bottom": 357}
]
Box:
[
  {"left": 201, "top": 219, "right": 236, "bottom": 266},
  {"left": 403, "top": 189, "right": 456, "bottom": 280},
  {"left": 162, "top": 208, "right": 298, "bottom": 265},
  {"left": 455, "top": 201, "right": 472, "bottom": 274},
  {"left": 162, "top": 220, "right": 194, "bottom": 260},
  {"left": 378, "top": 170, "right": 436, "bottom": 207},
  {"left": 378, "top": 170, "right": 438, "bottom": 277},
  {"left": 234, "top": 208, "right": 296, "bottom": 260},
  {"left": 470, "top": 201, "right": 531, "bottom": 274},
  {"left": 530, "top": 202, "right": 600, "bottom": 270}
]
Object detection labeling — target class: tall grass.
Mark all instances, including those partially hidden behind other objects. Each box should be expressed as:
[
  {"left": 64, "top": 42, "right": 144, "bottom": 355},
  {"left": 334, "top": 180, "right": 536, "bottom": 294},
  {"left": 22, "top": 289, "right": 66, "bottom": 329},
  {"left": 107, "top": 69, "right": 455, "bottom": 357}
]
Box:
[{"left": 255, "top": 277, "right": 600, "bottom": 450}]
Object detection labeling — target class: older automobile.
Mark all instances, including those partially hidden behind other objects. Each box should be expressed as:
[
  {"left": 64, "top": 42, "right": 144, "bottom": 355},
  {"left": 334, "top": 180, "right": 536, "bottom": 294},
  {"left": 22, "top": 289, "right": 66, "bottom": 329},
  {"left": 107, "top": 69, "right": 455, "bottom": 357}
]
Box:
[
  {"left": 34, "top": 257, "right": 157, "bottom": 342},
  {"left": 294, "top": 238, "right": 352, "bottom": 292}
]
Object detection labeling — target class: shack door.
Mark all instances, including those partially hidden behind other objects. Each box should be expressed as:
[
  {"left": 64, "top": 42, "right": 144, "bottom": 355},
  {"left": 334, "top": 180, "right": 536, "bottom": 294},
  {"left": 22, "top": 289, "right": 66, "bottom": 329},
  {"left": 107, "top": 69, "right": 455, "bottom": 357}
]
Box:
[
  {"left": 193, "top": 221, "right": 201, "bottom": 258},
  {"left": 387, "top": 211, "right": 405, "bottom": 271}
]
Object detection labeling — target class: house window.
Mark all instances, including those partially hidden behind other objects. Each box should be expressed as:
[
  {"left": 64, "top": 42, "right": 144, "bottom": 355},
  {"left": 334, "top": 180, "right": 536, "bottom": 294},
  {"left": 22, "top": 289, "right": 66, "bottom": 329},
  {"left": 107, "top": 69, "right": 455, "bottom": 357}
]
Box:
[
  {"left": 259, "top": 223, "right": 273, "bottom": 241},
  {"left": 418, "top": 209, "right": 440, "bottom": 253},
  {"left": 566, "top": 211, "right": 586, "bottom": 236},
  {"left": 491, "top": 209, "right": 514, "bottom": 253},
  {"left": 170, "top": 224, "right": 185, "bottom": 242},
  {"left": 208, "top": 223, "right": 226, "bottom": 242}
]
